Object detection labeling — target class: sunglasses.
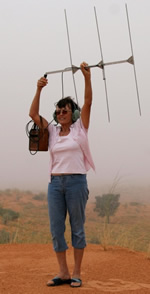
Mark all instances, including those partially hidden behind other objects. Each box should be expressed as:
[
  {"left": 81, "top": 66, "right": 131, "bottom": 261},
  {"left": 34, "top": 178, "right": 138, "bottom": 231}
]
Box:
[{"left": 55, "top": 109, "right": 71, "bottom": 116}]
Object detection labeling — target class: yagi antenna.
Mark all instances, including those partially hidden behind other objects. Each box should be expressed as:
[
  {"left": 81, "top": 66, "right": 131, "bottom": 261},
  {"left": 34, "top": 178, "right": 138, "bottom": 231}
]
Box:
[
  {"left": 94, "top": 6, "right": 110, "bottom": 122},
  {"left": 44, "top": 4, "right": 141, "bottom": 121},
  {"left": 93, "top": 5, "right": 141, "bottom": 121},
  {"left": 125, "top": 3, "right": 141, "bottom": 116},
  {"left": 44, "top": 57, "right": 134, "bottom": 75},
  {"left": 44, "top": 56, "right": 134, "bottom": 76},
  {"left": 64, "top": 9, "right": 79, "bottom": 105}
]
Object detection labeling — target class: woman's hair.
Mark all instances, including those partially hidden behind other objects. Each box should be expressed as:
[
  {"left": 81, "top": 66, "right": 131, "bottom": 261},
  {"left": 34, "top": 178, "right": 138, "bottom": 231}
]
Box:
[{"left": 56, "top": 96, "right": 81, "bottom": 112}]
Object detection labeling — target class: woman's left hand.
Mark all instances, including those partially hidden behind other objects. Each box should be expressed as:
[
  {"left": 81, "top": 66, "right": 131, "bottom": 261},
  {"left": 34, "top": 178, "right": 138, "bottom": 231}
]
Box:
[{"left": 80, "top": 62, "right": 91, "bottom": 80}]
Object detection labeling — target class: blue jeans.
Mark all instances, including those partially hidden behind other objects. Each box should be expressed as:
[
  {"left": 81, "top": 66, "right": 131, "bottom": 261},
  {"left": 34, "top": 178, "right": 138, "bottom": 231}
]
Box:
[{"left": 47, "top": 174, "right": 89, "bottom": 252}]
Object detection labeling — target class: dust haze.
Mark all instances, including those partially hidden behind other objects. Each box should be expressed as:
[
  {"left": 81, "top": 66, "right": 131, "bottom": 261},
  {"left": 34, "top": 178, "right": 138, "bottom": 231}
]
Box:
[{"left": 0, "top": 0, "right": 150, "bottom": 202}]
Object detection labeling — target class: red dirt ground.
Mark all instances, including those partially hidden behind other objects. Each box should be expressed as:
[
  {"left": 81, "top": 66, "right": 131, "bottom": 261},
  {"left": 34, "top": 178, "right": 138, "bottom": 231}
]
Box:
[{"left": 1, "top": 244, "right": 150, "bottom": 294}]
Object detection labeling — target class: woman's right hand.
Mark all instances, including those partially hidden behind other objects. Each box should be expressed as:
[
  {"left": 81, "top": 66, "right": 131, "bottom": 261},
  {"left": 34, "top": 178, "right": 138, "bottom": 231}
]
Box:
[
  {"left": 37, "top": 77, "right": 48, "bottom": 89},
  {"left": 29, "top": 77, "right": 48, "bottom": 127}
]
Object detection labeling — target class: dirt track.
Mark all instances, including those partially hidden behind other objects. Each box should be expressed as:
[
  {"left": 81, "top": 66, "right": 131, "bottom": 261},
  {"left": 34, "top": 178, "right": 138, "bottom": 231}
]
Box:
[{"left": 1, "top": 244, "right": 150, "bottom": 294}]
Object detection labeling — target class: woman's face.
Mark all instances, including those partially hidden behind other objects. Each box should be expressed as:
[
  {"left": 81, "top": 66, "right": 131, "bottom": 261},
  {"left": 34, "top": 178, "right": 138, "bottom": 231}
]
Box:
[{"left": 55, "top": 104, "right": 72, "bottom": 125}]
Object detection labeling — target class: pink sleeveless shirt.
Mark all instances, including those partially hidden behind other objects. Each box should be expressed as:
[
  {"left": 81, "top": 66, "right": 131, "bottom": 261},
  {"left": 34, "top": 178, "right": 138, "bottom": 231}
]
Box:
[{"left": 48, "top": 118, "right": 95, "bottom": 181}]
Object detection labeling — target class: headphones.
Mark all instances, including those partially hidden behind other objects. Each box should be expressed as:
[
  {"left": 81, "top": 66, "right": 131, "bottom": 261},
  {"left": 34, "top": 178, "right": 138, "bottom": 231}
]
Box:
[{"left": 53, "top": 97, "right": 80, "bottom": 123}]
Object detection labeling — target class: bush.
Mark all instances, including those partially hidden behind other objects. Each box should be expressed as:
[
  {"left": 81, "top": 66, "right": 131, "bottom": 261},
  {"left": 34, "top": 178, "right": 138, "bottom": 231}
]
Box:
[
  {"left": 33, "top": 193, "right": 46, "bottom": 201},
  {"left": 0, "top": 206, "right": 3, "bottom": 215},
  {"left": 0, "top": 207, "right": 19, "bottom": 225},
  {"left": 130, "top": 202, "right": 142, "bottom": 206},
  {"left": 89, "top": 236, "right": 100, "bottom": 244},
  {"left": 94, "top": 193, "right": 120, "bottom": 224},
  {"left": 0, "top": 230, "right": 10, "bottom": 244}
]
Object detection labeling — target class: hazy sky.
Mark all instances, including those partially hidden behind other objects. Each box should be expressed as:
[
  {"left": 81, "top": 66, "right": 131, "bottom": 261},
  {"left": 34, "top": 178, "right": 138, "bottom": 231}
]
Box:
[{"left": 0, "top": 0, "right": 150, "bottom": 195}]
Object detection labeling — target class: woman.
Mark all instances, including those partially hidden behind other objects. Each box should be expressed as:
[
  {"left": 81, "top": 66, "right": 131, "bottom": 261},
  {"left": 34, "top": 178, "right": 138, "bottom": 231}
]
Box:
[{"left": 29, "top": 62, "right": 95, "bottom": 287}]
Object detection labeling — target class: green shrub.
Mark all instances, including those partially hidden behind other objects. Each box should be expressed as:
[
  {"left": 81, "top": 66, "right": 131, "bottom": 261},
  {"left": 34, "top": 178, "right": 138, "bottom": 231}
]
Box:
[
  {"left": 130, "top": 202, "right": 142, "bottom": 206},
  {"left": 24, "top": 202, "right": 34, "bottom": 209},
  {"left": 0, "top": 206, "right": 3, "bottom": 215},
  {"left": 33, "top": 193, "right": 46, "bottom": 201},
  {"left": 0, "top": 207, "right": 19, "bottom": 225},
  {"left": 0, "top": 230, "right": 10, "bottom": 244},
  {"left": 89, "top": 236, "right": 100, "bottom": 244}
]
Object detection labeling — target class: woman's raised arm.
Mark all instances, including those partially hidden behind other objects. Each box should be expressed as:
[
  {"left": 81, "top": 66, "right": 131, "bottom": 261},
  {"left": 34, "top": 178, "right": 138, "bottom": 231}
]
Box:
[{"left": 29, "top": 77, "right": 48, "bottom": 128}]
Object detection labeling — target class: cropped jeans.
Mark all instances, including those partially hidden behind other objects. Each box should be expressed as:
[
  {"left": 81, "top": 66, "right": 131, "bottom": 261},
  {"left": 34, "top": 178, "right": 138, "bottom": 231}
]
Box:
[{"left": 47, "top": 174, "right": 89, "bottom": 252}]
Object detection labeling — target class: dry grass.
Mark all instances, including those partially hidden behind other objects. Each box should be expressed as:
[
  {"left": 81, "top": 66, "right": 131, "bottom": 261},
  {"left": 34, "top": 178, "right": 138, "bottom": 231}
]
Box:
[{"left": 0, "top": 189, "right": 150, "bottom": 254}]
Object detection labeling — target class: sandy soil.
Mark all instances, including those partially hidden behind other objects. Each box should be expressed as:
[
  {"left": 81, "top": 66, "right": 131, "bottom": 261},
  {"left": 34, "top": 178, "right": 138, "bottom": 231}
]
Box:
[{"left": 1, "top": 244, "right": 150, "bottom": 294}]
